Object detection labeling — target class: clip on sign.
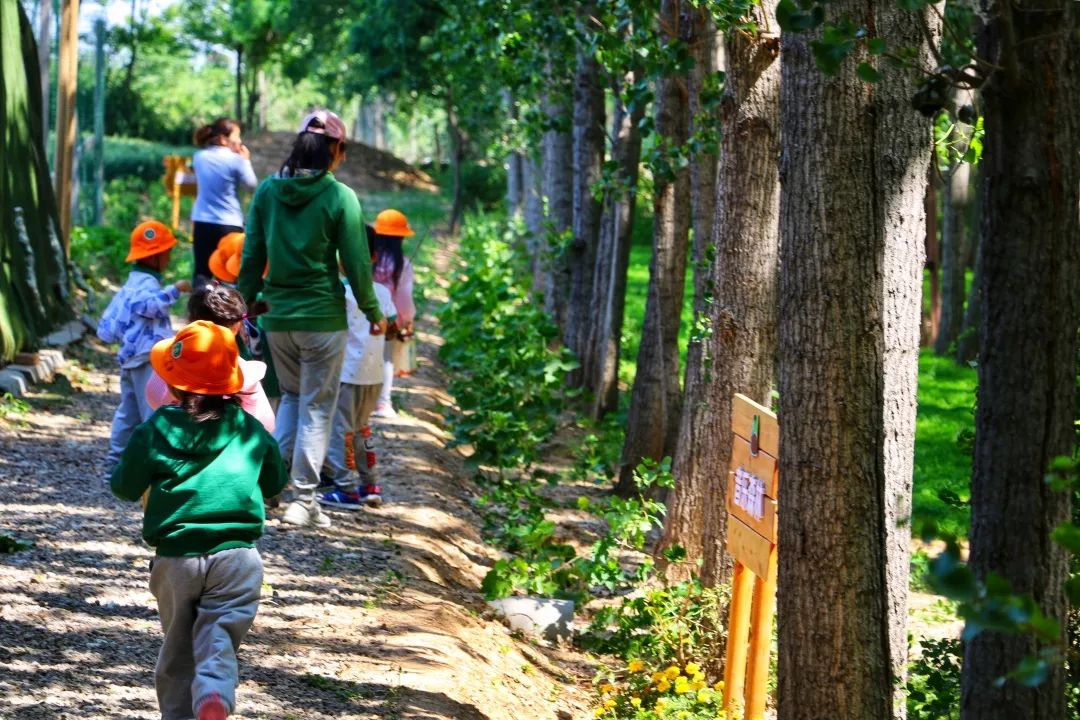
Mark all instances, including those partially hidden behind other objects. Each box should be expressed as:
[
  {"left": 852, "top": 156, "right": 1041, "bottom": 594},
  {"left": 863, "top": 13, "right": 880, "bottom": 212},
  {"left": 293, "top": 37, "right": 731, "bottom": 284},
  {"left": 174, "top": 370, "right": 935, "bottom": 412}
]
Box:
[{"left": 722, "top": 394, "right": 778, "bottom": 720}]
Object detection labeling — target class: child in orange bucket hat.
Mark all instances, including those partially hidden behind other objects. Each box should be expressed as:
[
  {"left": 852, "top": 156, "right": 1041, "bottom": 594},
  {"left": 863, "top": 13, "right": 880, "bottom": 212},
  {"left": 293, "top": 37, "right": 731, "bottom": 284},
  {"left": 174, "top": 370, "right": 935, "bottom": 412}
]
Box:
[
  {"left": 97, "top": 220, "right": 192, "bottom": 468},
  {"left": 110, "top": 320, "right": 287, "bottom": 720}
]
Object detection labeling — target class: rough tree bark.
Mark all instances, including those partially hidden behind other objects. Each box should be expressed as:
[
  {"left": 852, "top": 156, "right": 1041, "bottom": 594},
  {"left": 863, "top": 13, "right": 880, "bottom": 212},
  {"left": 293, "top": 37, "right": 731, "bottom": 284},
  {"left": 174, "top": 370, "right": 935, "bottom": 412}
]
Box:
[
  {"left": 657, "top": 0, "right": 780, "bottom": 586},
  {"left": 934, "top": 92, "right": 973, "bottom": 357},
  {"left": 540, "top": 88, "right": 573, "bottom": 329},
  {"left": 688, "top": 9, "right": 719, "bottom": 307},
  {"left": 35, "top": 0, "right": 50, "bottom": 148},
  {"left": 961, "top": 0, "right": 1080, "bottom": 716},
  {"left": 445, "top": 90, "right": 465, "bottom": 236},
  {"left": 566, "top": 4, "right": 606, "bottom": 384},
  {"left": 584, "top": 69, "right": 645, "bottom": 418},
  {"left": 955, "top": 229, "right": 982, "bottom": 364},
  {"left": 522, "top": 153, "right": 545, "bottom": 277},
  {"left": 615, "top": 0, "right": 691, "bottom": 495},
  {"left": 776, "top": 2, "right": 935, "bottom": 718}
]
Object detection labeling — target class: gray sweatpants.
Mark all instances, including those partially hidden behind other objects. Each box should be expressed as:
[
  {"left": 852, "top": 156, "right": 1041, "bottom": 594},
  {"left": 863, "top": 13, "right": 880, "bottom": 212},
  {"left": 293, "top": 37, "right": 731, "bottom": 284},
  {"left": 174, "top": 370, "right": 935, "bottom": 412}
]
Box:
[
  {"left": 150, "top": 547, "right": 263, "bottom": 720},
  {"left": 107, "top": 361, "right": 155, "bottom": 466},
  {"left": 267, "top": 330, "right": 347, "bottom": 503}
]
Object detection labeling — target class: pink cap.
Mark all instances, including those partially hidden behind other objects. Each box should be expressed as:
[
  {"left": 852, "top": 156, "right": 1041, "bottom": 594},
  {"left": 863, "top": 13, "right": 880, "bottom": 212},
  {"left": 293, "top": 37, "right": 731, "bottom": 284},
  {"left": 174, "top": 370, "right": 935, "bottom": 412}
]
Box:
[{"left": 297, "top": 109, "right": 347, "bottom": 142}]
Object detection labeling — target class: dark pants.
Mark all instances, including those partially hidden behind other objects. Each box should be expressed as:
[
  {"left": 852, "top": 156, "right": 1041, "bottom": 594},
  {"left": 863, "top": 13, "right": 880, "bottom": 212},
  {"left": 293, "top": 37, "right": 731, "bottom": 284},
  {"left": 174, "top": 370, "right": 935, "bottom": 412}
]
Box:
[{"left": 192, "top": 221, "right": 242, "bottom": 284}]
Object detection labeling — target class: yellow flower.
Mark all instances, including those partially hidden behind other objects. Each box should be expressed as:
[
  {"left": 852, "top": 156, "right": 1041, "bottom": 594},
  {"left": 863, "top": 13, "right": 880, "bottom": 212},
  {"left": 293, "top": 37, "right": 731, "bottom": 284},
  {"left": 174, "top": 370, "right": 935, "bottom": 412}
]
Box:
[
  {"left": 627, "top": 659, "right": 645, "bottom": 673},
  {"left": 652, "top": 671, "right": 666, "bottom": 684},
  {"left": 692, "top": 672, "right": 706, "bottom": 684},
  {"left": 656, "top": 679, "right": 672, "bottom": 693},
  {"left": 679, "top": 712, "right": 691, "bottom": 720},
  {"left": 684, "top": 662, "right": 701, "bottom": 676},
  {"left": 655, "top": 697, "right": 669, "bottom": 713},
  {"left": 692, "top": 680, "right": 707, "bottom": 691},
  {"left": 665, "top": 665, "right": 681, "bottom": 680},
  {"left": 593, "top": 708, "right": 606, "bottom": 718},
  {"left": 675, "top": 680, "right": 692, "bottom": 694},
  {"left": 713, "top": 680, "right": 725, "bottom": 692},
  {"left": 630, "top": 697, "right": 642, "bottom": 708},
  {"left": 600, "top": 683, "right": 616, "bottom": 695},
  {"left": 604, "top": 698, "right": 616, "bottom": 710},
  {"left": 698, "top": 689, "right": 713, "bottom": 703}
]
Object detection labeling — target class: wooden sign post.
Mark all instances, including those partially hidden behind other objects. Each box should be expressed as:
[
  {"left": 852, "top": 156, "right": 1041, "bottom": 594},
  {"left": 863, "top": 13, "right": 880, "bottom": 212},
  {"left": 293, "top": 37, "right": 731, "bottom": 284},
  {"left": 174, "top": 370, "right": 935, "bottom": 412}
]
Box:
[
  {"left": 722, "top": 394, "right": 778, "bottom": 720},
  {"left": 163, "top": 156, "right": 198, "bottom": 230}
]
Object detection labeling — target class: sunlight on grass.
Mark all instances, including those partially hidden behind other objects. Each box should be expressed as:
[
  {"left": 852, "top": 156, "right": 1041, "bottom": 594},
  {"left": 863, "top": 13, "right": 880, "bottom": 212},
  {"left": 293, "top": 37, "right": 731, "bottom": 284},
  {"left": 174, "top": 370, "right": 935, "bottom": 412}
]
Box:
[{"left": 913, "top": 351, "right": 977, "bottom": 540}]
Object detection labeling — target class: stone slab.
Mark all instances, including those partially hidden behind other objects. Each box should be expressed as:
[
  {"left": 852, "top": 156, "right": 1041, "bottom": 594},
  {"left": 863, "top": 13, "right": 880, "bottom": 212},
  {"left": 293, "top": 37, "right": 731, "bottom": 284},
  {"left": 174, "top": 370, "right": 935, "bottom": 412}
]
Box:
[{"left": 0, "top": 369, "right": 29, "bottom": 397}]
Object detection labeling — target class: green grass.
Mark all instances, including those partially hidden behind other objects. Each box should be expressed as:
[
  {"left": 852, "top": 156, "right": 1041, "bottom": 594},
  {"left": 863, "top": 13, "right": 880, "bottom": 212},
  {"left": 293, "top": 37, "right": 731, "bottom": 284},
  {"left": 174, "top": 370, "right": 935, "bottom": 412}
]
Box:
[{"left": 913, "top": 351, "right": 977, "bottom": 539}]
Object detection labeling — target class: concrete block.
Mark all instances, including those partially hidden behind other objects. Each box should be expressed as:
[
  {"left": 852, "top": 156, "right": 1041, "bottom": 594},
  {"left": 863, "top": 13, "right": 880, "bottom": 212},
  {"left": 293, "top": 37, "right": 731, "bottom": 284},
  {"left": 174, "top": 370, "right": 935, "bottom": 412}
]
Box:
[
  {"left": 6, "top": 362, "right": 52, "bottom": 385},
  {"left": 0, "top": 369, "right": 29, "bottom": 397},
  {"left": 488, "top": 596, "right": 574, "bottom": 641},
  {"left": 37, "top": 349, "right": 64, "bottom": 374},
  {"left": 43, "top": 320, "right": 86, "bottom": 347}
]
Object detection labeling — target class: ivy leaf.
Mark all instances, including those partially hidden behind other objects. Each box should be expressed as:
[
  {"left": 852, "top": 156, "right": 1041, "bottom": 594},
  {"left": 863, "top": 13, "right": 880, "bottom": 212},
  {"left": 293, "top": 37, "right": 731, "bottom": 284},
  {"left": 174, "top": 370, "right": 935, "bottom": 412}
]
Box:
[
  {"left": 856, "top": 62, "right": 882, "bottom": 83},
  {"left": 867, "top": 37, "right": 887, "bottom": 55}
]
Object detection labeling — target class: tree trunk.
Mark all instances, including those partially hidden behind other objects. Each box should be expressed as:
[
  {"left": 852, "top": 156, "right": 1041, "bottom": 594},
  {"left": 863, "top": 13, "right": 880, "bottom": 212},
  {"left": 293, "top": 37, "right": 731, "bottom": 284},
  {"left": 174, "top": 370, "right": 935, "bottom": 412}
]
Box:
[
  {"left": 503, "top": 89, "right": 523, "bottom": 217},
  {"left": 776, "top": 3, "right": 935, "bottom": 718},
  {"left": 955, "top": 224, "right": 982, "bottom": 364},
  {"left": 234, "top": 46, "right": 242, "bottom": 123},
  {"left": 566, "top": 6, "right": 606, "bottom": 384},
  {"left": 523, "top": 153, "right": 544, "bottom": 252},
  {"left": 924, "top": 174, "right": 941, "bottom": 346},
  {"left": 960, "top": 1, "right": 1080, "bottom": 716},
  {"left": 445, "top": 91, "right": 465, "bottom": 236},
  {"left": 35, "top": 0, "right": 50, "bottom": 149},
  {"left": 540, "top": 89, "right": 573, "bottom": 329},
  {"left": 584, "top": 70, "right": 645, "bottom": 419},
  {"left": 615, "top": 0, "right": 691, "bottom": 495},
  {"left": 934, "top": 111, "right": 972, "bottom": 356},
  {"left": 688, "top": 8, "right": 719, "bottom": 306},
  {"left": 658, "top": 0, "right": 780, "bottom": 587},
  {"left": 257, "top": 68, "right": 267, "bottom": 131}
]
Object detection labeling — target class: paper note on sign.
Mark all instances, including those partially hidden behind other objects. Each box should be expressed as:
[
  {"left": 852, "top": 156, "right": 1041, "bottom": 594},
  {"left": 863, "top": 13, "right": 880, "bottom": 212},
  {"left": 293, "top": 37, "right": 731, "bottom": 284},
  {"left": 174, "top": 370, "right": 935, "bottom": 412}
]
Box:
[{"left": 733, "top": 467, "right": 766, "bottom": 521}]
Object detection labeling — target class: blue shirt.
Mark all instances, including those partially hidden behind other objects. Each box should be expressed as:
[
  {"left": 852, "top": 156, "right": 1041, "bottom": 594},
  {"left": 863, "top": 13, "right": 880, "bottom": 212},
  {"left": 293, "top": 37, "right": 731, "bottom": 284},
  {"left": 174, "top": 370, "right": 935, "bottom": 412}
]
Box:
[
  {"left": 191, "top": 146, "right": 258, "bottom": 227},
  {"left": 97, "top": 268, "right": 181, "bottom": 369}
]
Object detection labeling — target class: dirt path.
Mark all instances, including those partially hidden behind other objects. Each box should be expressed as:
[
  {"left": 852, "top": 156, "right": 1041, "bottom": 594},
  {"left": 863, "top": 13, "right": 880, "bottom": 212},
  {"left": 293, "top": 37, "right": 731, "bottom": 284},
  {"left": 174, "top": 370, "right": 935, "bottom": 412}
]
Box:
[{"left": 0, "top": 250, "right": 593, "bottom": 719}]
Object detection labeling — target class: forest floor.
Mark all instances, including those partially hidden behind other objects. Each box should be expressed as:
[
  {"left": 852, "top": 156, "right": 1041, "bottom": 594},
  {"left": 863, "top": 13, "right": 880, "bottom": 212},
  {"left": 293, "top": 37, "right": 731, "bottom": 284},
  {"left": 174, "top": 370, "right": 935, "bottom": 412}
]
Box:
[{"left": 0, "top": 243, "right": 595, "bottom": 719}]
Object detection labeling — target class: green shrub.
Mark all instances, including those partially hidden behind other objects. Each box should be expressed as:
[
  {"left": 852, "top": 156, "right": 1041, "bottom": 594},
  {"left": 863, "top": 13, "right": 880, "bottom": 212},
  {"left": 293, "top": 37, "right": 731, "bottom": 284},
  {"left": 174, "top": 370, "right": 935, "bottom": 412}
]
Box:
[{"left": 907, "top": 638, "right": 961, "bottom": 720}]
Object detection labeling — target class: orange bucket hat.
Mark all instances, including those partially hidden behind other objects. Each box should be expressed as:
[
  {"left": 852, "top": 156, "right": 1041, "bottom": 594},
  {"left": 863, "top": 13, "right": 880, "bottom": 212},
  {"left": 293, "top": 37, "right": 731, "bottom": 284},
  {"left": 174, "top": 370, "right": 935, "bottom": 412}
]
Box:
[
  {"left": 208, "top": 232, "right": 244, "bottom": 283},
  {"left": 126, "top": 220, "right": 177, "bottom": 262},
  {"left": 372, "top": 209, "right": 415, "bottom": 238},
  {"left": 150, "top": 320, "right": 244, "bottom": 395}
]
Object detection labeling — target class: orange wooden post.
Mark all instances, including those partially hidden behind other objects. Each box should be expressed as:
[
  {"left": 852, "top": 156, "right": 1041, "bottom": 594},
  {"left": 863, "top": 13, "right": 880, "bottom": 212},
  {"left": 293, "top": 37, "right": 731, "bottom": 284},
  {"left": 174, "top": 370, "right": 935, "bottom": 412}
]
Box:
[
  {"left": 172, "top": 170, "right": 183, "bottom": 229},
  {"left": 745, "top": 544, "right": 778, "bottom": 719},
  {"left": 723, "top": 561, "right": 754, "bottom": 709},
  {"left": 722, "top": 394, "right": 779, "bottom": 718}
]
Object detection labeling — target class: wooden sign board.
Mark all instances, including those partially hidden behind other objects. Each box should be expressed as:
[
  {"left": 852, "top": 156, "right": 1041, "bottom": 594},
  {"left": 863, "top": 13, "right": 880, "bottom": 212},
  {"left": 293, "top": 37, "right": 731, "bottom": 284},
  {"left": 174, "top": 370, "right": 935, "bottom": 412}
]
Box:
[{"left": 723, "top": 393, "right": 779, "bottom": 720}]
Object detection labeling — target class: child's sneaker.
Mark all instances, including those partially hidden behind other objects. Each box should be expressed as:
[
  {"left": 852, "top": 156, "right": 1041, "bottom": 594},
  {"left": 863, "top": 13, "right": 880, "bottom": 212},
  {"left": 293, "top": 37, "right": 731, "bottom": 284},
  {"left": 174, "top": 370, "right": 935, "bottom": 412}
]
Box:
[
  {"left": 372, "top": 401, "right": 397, "bottom": 418},
  {"left": 317, "top": 488, "right": 364, "bottom": 510},
  {"left": 360, "top": 484, "right": 383, "bottom": 507},
  {"left": 282, "top": 500, "right": 333, "bottom": 528},
  {"left": 197, "top": 693, "right": 228, "bottom": 720}
]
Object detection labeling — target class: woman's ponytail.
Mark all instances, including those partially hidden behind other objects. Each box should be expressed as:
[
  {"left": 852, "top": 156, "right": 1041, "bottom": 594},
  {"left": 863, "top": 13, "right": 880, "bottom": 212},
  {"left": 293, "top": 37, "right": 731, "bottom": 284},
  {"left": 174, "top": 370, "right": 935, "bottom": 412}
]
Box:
[{"left": 279, "top": 117, "right": 340, "bottom": 177}]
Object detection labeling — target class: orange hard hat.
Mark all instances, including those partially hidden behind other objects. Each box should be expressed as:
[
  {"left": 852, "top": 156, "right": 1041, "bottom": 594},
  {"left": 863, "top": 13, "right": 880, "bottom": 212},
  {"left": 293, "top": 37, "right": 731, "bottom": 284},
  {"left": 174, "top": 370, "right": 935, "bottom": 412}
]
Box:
[
  {"left": 150, "top": 320, "right": 244, "bottom": 395},
  {"left": 372, "top": 209, "right": 415, "bottom": 238},
  {"left": 126, "top": 220, "right": 177, "bottom": 262}
]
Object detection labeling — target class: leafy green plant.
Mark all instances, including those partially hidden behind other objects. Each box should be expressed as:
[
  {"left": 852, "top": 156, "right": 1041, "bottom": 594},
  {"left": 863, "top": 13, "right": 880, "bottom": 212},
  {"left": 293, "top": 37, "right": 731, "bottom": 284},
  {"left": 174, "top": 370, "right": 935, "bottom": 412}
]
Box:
[
  {"left": 591, "top": 659, "right": 729, "bottom": 720},
  {"left": 907, "top": 637, "right": 961, "bottom": 720}
]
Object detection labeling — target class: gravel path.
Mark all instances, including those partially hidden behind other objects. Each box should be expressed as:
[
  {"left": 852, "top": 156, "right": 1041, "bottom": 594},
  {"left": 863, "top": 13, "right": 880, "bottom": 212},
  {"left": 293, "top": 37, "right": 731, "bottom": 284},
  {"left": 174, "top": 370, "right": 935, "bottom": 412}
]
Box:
[{"left": 0, "top": 296, "right": 592, "bottom": 719}]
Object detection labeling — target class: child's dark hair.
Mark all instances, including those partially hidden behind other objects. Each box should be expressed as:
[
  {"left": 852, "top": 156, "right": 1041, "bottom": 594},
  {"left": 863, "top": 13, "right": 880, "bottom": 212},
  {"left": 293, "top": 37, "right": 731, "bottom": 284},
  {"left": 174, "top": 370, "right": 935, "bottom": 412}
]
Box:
[
  {"left": 370, "top": 229, "right": 405, "bottom": 290},
  {"left": 194, "top": 118, "right": 241, "bottom": 147},
  {"left": 173, "top": 389, "right": 240, "bottom": 422},
  {"left": 188, "top": 282, "right": 268, "bottom": 326},
  {"left": 280, "top": 118, "right": 344, "bottom": 177}
]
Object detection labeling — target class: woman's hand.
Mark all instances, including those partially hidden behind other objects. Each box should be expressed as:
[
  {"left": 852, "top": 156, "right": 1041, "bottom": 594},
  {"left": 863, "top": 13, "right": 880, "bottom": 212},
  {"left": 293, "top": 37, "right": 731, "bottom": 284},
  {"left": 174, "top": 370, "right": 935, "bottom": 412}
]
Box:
[
  {"left": 174, "top": 280, "right": 192, "bottom": 293},
  {"left": 370, "top": 318, "right": 389, "bottom": 336},
  {"left": 236, "top": 143, "right": 251, "bottom": 160}
]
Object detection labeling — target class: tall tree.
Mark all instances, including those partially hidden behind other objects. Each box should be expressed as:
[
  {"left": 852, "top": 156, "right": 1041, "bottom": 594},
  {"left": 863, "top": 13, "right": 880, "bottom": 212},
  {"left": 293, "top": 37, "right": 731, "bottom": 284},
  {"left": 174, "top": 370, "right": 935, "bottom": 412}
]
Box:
[
  {"left": 961, "top": 0, "right": 1080, "bottom": 714},
  {"left": 565, "top": 3, "right": 606, "bottom": 383},
  {"left": 775, "top": 3, "right": 935, "bottom": 718},
  {"left": 541, "top": 87, "right": 573, "bottom": 327},
  {"left": 583, "top": 66, "right": 645, "bottom": 418},
  {"left": 616, "top": 0, "right": 691, "bottom": 494},
  {"left": 658, "top": 0, "right": 780, "bottom": 584}
]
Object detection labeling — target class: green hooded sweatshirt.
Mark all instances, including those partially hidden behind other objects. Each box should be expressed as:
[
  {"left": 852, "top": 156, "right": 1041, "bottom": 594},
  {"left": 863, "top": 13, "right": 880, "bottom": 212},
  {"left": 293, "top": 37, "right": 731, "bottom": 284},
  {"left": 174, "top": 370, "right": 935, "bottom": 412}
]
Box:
[
  {"left": 238, "top": 172, "right": 383, "bottom": 331},
  {"left": 110, "top": 403, "right": 289, "bottom": 557}
]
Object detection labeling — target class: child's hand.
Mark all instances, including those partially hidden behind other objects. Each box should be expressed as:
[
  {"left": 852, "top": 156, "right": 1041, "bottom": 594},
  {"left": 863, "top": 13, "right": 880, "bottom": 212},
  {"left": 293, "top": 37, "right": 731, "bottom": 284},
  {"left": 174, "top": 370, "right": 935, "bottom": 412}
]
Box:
[
  {"left": 370, "top": 318, "right": 389, "bottom": 336},
  {"left": 174, "top": 280, "right": 192, "bottom": 293}
]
